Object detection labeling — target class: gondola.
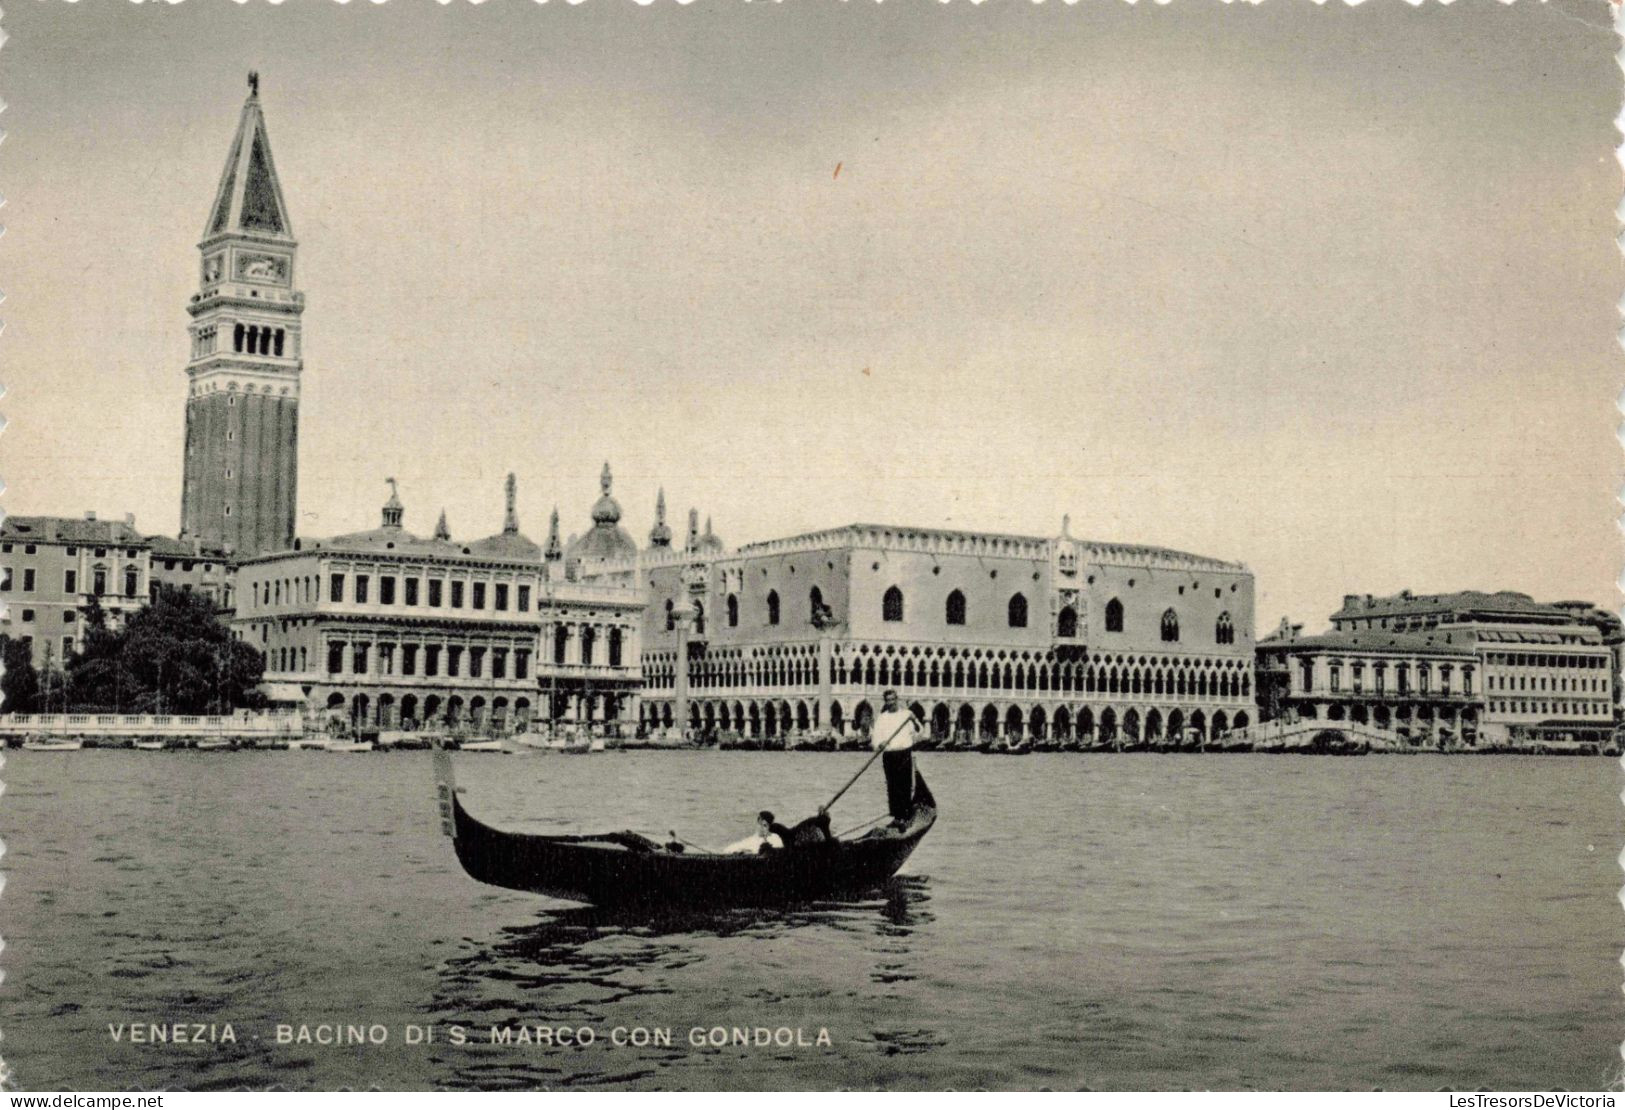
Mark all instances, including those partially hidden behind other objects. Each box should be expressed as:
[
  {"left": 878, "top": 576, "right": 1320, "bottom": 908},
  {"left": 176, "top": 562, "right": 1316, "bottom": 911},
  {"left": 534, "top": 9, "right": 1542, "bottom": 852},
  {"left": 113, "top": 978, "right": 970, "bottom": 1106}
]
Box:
[{"left": 433, "top": 750, "right": 936, "bottom": 908}]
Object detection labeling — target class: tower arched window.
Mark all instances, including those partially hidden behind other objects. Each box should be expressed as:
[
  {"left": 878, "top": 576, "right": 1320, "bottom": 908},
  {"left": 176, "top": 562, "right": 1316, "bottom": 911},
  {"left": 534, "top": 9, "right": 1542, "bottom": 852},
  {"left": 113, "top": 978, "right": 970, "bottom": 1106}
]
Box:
[
  {"left": 1056, "top": 605, "right": 1078, "bottom": 638},
  {"left": 946, "top": 589, "right": 966, "bottom": 626},
  {"left": 767, "top": 590, "right": 780, "bottom": 626},
  {"left": 883, "top": 586, "right": 904, "bottom": 623},
  {"left": 1215, "top": 611, "right": 1235, "bottom": 645},
  {"left": 1105, "top": 598, "right": 1124, "bottom": 633},
  {"left": 233, "top": 324, "right": 245, "bottom": 353},
  {"left": 1161, "top": 609, "right": 1180, "bottom": 643},
  {"left": 727, "top": 594, "right": 739, "bottom": 627},
  {"left": 809, "top": 586, "right": 824, "bottom": 624},
  {"left": 273, "top": 329, "right": 286, "bottom": 357},
  {"left": 1008, "top": 593, "right": 1028, "bottom": 628}
]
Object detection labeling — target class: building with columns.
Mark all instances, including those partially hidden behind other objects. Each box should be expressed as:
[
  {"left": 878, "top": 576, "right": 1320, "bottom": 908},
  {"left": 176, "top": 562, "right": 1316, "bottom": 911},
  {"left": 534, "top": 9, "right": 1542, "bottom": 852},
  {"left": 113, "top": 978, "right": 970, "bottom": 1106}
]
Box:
[
  {"left": 180, "top": 73, "right": 303, "bottom": 560},
  {"left": 583, "top": 514, "right": 1257, "bottom": 745},
  {"left": 1258, "top": 590, "right": 1618, "bottom": 746},
  {"left": 231, "top": 473, "right": 644, "bottom": 733}
]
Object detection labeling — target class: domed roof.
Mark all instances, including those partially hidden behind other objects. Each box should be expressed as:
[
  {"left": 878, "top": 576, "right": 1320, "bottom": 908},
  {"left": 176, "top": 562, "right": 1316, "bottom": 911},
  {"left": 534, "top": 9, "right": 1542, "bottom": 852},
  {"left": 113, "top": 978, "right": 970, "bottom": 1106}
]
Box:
[
  {"left": 314, "top": 479, "right": 463, "bottom": 556},
  {"left": 568, "top": 463, "right": 638, "bottom": 562},
  {"left": 591, "top": 462, "right": 622, "bottom": 525},
  {"left": 567, "top": 523, "right": 639, "bottom": 562},
  {"left": 697, "top": 515, "right": 724, "bottom": 553},
  {"left": 467, "top": 473, "right": 543, "bottom": 561}
]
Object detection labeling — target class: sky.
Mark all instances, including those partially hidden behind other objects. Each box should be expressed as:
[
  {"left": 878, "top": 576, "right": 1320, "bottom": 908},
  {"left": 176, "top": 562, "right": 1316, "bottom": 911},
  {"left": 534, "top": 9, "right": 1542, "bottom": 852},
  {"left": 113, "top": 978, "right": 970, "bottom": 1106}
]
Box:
[{"left": 2, "top": 0, "right": 1619, "bottom": 631}]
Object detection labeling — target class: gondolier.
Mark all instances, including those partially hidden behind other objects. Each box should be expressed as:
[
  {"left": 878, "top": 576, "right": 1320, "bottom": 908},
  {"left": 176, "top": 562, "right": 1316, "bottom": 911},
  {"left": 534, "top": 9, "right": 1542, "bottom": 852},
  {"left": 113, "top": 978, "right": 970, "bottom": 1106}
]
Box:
[{"left": 872, "top": 689, "right": 921, "bottom": 826}]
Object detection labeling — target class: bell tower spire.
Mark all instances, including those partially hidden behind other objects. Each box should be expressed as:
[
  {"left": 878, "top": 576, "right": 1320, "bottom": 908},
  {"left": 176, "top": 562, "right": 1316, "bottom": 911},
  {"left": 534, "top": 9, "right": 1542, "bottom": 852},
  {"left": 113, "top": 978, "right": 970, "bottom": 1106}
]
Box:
[
  {"left": 648, "top": 487, "right": 672, "bottom": 549},
  {"left": 503, "top": 472, "right": 519, "bottom": 534},
  {"left": 180, "top": 73, "right": 304, "bottom": 558}
]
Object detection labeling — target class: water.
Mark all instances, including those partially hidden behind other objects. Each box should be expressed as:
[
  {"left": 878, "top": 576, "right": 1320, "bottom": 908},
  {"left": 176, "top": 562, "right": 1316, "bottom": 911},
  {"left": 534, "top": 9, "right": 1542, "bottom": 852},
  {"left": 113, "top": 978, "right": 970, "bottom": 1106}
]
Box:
[{"left": 0, "top": 751, "right": 1618, "bottom": 1091}]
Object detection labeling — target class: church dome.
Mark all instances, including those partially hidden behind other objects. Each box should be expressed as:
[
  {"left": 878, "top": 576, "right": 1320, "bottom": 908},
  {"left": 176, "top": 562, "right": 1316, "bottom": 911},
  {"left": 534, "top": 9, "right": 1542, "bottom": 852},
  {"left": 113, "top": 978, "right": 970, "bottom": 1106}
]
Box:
[
  {"left": 590, "top": 461, "right": 622, "bottom": 525},
  {"left": 567, "top": 462, "right": 638, "bottom": 562},
  {"left": 568, "top": 523, "right": 638, "bottom": 562}
]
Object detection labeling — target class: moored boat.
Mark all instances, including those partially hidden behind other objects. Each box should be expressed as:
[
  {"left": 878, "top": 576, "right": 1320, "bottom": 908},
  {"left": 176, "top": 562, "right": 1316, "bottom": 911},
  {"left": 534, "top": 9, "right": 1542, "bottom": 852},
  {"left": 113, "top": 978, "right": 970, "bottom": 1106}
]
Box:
[
  {"left": 132, "top": 740, "right": 167, "bottom": 751},
  {"left": 433, "top": 750, "right": 937, "bottom": 908},
  {"left": 21, "top": 737, "right": 83, "bottom": 751},
  {"left": 458, "top": 738, "right": 504, "bottom": 753}
]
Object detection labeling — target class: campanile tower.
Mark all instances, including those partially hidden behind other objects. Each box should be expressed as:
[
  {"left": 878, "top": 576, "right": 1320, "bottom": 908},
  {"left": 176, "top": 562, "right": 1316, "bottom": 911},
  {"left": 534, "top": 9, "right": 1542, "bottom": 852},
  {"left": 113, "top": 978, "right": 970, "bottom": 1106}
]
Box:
[{"left": 180, "top": 73, "right": 302, "bottom": 558}]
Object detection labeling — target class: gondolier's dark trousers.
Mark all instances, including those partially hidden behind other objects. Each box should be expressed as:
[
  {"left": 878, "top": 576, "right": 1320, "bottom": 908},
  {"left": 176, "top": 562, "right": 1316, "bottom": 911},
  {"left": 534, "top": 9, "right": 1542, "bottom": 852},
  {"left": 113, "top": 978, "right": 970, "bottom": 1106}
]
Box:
[{"left": 882, "top": 749, "right": 915, "bottom": 821}]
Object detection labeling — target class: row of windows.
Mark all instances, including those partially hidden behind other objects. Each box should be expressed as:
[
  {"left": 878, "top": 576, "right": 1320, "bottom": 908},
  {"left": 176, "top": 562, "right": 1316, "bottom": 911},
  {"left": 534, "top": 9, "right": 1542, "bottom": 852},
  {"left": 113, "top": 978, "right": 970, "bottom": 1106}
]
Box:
[
  {"left": 1491, "top": 673, "right": 1605, "bottom": 694},
  {"left": 644, "top": 651, "right": 1254, "bottom": 700},
  {"left": 1490, "top": 700, "right": 1610, "bottom": 717},
  {"left": 1485, "top": 653, "right": 1609, "bottom": 670},
  {"left": 0, "top": 567, "right": 140, "bottom": 596},
  {"left": 233, "top": 324, "right": 287, "bottom": 357},
  {"left": 10, "top": 608, "right": 76, "bottom": 625},
  {"left": 324, "top": 640, "right": 532, "bottom": 680},
  {"left": 8, "top": 635, "right": 77, "bottom": 660},
  {"left": 271, "top": 646, "right": 309, "bottom": 673},
  {"left": 550, "top": 625, "right": 626, "bottom": 667},
  {"left": 680, "top": 587, "right": 1240, "bottom": 645},
  {"left": 319, "top": 572, "right": 532, "bottom": 613},
  {"left": 1304, "top": 659, "right": 1474, "bottom": 696},
  {"left": 1, "top": 543, "right": 139, "bottom": 559}
]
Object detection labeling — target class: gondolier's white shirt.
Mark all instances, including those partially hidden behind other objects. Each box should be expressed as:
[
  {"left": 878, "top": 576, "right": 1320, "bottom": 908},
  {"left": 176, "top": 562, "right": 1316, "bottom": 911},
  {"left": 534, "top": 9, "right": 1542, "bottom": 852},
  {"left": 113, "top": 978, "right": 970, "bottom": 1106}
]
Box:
[{"left": 872, "top": 709, "right": 919, "bottom": 751}]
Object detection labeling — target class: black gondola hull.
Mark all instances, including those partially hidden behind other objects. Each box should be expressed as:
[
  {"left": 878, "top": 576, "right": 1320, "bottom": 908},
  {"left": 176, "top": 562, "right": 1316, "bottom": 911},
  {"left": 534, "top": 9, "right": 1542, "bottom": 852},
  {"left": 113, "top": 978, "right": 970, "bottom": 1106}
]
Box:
[{"left": 437, "top": 754, "right": 936, "bottom": 908}]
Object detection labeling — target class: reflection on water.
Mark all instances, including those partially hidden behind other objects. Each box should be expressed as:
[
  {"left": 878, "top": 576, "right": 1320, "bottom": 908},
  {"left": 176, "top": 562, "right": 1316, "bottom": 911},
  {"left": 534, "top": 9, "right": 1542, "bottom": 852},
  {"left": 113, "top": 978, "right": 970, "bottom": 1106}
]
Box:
[
  {"left": 429, "top": 879, "right": 936, "bottom": 1089},
  {"left": 1, "top": 752, "right": 1619, "bottom": 1090}
]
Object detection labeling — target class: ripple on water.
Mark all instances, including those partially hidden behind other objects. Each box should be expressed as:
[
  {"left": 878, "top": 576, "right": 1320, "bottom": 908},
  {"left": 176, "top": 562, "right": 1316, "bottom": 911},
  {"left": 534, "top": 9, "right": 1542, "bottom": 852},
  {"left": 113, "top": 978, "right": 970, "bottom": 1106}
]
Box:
[{"left": 0, "top": 751, "right": 1617, "bottom": 1090}]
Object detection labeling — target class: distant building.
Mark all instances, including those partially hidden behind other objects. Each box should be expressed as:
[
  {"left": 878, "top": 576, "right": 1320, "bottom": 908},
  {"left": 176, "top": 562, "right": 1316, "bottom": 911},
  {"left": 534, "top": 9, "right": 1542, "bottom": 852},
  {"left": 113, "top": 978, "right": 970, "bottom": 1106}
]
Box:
[
  {"left": 231, "top": 473, "right": 644, "bottom": 733},
  {"left": 1259, "top": 590, "right": 1618, "bottom": 746},
  {"left": 1256, "top": 619, "right": 1482, "bottom": 742},
  {"left": 0, "top": 513, "right": 234, "bottom": 672},
  {"left": 585, "top": 515, "right": 1257, "bottom": 744},
  {"left": 0, "top": 514, "right": 150, "bottom": 670}
]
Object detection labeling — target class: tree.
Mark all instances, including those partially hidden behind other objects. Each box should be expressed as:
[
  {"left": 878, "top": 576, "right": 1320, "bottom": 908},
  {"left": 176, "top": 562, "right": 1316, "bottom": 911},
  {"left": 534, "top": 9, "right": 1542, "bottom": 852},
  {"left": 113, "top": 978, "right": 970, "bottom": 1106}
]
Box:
[
  {"left": 0, "top": 635, "right": 40, "bottom": 714},
  {"left": 65, "top": 587, "right": 265, "bottom": 714}
]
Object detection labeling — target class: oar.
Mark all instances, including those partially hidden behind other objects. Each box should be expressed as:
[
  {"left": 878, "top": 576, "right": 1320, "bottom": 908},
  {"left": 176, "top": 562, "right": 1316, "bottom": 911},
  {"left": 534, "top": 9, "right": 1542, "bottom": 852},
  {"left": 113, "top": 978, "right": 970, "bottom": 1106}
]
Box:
[{"left": 820, "top": 711, "right": 919, "bottom": 814}]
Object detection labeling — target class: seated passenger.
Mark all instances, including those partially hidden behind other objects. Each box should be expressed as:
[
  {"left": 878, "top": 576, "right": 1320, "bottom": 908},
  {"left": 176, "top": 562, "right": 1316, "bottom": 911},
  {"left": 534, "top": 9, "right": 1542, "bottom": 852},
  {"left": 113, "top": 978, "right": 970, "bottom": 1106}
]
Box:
[{"left": 723, "top": 811, "right": 788, "bottom": 854}]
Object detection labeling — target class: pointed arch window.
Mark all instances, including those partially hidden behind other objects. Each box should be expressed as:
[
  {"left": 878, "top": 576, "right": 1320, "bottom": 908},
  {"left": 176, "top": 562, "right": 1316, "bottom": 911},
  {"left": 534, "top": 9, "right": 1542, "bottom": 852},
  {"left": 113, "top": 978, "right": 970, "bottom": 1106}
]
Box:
[
  {"left": 1056, "top": 605, "right": 1078, "bottom": 639},
  {"left": 809, "top": 586, "right": 824, "bottom": 624},
  {"left": 1008, "top": 593, "right": 1028, "bottom": 628},
  {"left": 1161, "top": 609, "right": 1180, "bottom": 643},
  {"left": 1105, "top": 598, "right": 1124, "bottom": 633},
  {"left": 945, "top": 589, "right": 966, "bottom": 626},
  {"left": 1215, "top": 611, "right": 1235, "bottom": 645},
  {"left": 767, "top": 590, "right": 780, "bottom": 626},
  {"left": 883, "top": 586, "right": 904, "bottom": 623},
  {"left": 693, "top": 600, "right": 705, "bottom": 636},
  {"left": 727, "top": 594, "right": 739, "bottom": 628},
  {"left": 665, "top": 598, "right": 675, "bottom": 632}
]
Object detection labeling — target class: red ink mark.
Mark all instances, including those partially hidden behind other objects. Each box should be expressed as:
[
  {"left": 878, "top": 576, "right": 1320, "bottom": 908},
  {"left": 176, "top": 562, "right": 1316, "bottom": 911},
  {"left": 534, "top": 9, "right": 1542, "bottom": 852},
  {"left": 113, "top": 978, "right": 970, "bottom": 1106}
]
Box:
[
  {"left": 834, "top": 162, "right": 843, "bottom": 179},
  {"left": 861, "top": 367, "right": 870, "bottom": 377}
]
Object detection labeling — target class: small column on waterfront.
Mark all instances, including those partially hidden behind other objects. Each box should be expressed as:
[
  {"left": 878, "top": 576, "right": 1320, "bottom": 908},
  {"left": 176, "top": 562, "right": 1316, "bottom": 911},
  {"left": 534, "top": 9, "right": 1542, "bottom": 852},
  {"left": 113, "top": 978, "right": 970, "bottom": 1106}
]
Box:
[
  {"left": 672, "top": 599, "right": 693, "bottom": 740},
  {"left": 817, "top": 629, "right": 834, "bottom": 734}
]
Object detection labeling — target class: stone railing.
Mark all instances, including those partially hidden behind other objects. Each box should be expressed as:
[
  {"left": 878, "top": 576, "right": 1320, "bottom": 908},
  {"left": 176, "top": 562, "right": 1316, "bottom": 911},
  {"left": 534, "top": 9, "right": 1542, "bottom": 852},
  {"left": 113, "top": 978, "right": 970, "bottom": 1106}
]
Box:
[{"left": 0, "top": 711, "right": 304, "bottom": 737}]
